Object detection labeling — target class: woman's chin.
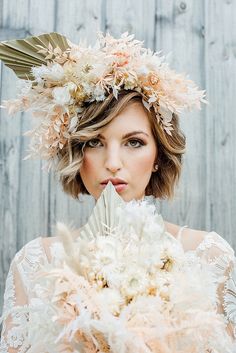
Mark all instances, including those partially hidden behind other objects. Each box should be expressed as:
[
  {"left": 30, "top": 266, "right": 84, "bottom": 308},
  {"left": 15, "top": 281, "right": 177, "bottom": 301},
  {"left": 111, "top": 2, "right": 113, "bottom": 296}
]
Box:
[{"left": 119, "top": 192, "right": 145, "bottom": 202}]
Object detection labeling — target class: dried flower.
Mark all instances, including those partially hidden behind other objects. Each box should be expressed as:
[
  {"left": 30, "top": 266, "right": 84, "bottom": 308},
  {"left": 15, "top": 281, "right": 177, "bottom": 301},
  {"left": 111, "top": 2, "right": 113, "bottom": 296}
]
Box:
[{"left": 1, "top": 31, "right": 207, "bottom": 171}]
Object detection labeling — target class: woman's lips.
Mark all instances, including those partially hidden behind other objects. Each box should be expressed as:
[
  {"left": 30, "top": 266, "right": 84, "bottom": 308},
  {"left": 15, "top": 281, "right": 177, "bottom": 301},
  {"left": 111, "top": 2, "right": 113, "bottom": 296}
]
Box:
[{"left": 100, "top": 183, "right": 128, "bottom": 192}]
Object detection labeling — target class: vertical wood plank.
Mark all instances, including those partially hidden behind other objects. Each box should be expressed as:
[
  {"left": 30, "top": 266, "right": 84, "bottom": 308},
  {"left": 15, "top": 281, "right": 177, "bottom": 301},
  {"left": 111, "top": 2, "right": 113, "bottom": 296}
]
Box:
[
  {"left": 154, "top": 0, "right": 208, "bottom": 232},
  {"left": 105, "top": 0, "right": 156, "bottom": 48},
  {"left": 55, "top": 0, "right": 105, "bottom": 41},
  {"left": 0, "top": 0, "right": 30, "bottom": 315},
  {"left": 11, "top": 0, "right": 57, "bottom": 251},
  {"left": 204, "top": 0, "right": 236, "bottom": 245}
]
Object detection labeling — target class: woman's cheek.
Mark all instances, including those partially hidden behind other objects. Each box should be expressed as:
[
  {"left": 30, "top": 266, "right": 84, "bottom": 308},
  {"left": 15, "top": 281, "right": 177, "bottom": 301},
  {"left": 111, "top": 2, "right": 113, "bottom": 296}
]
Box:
[
  {"left": 83, "top": 152, "right": 100, "bottom": 171},
  {"left": 131, "top": 149, "right": 155, "bottom": 173},
  {"left": 80, "top": 154, "right": 97, "bottom": 184}
]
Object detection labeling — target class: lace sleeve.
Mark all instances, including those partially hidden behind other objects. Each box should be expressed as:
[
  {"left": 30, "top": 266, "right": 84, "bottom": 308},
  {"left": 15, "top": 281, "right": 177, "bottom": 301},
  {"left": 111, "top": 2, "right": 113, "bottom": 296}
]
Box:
[
  {"left": 195, "top": 231, "right": 236, "bottom": 342},
  {"left": 0, "top": 251, "right": 30, "bottom": 352},
  {"left": 0, "top": 237, "right": 48, "bottom": 353}
]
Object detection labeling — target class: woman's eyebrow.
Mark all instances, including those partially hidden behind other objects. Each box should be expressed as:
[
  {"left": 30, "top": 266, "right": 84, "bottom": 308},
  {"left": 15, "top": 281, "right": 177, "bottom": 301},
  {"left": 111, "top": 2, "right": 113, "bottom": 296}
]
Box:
[{"left": 98, "top": 131, "right": 149, "bottom": 139}]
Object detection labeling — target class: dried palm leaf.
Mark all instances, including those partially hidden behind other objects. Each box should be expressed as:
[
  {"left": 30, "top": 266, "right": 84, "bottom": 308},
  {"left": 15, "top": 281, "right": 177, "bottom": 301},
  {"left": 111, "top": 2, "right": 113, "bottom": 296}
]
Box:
[
  {"left": 0, "top": 31, "right": 69, "bottom": 79},
  {"left": 79, "top": 182, "right": 125, "bottom": 240}
]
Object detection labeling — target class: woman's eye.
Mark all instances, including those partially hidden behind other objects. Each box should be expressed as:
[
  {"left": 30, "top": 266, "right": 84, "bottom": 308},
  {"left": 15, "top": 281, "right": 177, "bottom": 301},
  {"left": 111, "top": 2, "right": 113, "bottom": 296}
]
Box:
[
  {"left": 127, "top": 139, "right": 145, "bottom": 148},
  {"left": 86, "top": 138, "right": 145, "bottom": 148},
  {"left": 86, "top": 139, "right": 102, "bottom": 148}
]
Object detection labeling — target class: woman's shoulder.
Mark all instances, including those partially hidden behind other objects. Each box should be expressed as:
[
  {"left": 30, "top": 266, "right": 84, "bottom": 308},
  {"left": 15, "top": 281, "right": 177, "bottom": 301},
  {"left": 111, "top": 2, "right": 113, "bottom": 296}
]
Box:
[
  {"left": 6, "top": 236, "right": 52, "bottom": 294},
  {"left": 164, "top": 221, "right": 208, "bottom": 250},
  {"left": 11, "top": 236, "right": 59, "bottom": 268},
  {"left": 13, "top": 236, "right": 46, "bottom": 264},
  {"left": 164, "top": 221, "right": 235, "bottom": 256}
]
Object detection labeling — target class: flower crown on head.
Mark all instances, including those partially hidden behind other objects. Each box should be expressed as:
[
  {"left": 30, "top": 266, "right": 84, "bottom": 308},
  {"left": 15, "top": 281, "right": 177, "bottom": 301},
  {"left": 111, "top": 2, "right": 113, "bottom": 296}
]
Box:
[{"left": 0, "top": 31, "right": 207, "bottom": 171}]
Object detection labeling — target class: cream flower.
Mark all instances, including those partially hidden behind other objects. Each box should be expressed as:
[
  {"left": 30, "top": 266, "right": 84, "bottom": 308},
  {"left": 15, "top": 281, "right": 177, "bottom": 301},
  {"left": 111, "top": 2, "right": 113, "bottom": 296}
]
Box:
[
  {"left": 1, "top": 31, "right": 207, "bottom": 170},
  {"left": 7, "top": 189, "right": 233, "bottom": 353},
  {"left": 52, "top": 86, "right": 71, "bottom": 105},
  {"left": 120, "top": 266, "right": 150, "bottom": 300},
  {"left": 93, "top": 84, "right": 106, "bottom": 101},
  {"left": 32, "top": 62, "right": 65, "bottom": 81},
  {"left": 96, "top": 288, "right": 125, "bottom": 315}
]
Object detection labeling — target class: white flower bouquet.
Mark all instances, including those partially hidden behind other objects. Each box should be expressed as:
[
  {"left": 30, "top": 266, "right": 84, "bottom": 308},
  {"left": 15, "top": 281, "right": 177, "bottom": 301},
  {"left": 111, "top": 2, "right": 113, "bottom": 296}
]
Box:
[{"left": 24, "top": 182, "right": 233, "bottom": 352}]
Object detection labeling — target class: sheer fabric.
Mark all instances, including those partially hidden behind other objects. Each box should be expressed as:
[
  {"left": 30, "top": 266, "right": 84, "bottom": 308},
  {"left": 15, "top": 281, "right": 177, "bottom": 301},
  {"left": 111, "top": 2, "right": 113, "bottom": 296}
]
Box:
[
  {"left": 1, "top": 230, "right": 236, "bottom": 352},
  {"left": 0, "top": 238, "right": 49, "bottom": 353}
]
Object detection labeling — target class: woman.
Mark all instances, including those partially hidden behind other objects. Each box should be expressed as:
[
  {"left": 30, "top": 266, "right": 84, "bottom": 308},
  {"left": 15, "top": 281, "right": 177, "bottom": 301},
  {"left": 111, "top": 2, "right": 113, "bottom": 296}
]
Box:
[
  {"left": 56, "top": 89, "right": 207, "bottom": 243},
  {"left": 0, "top": 31, "right": 236, "bottom": 352}
]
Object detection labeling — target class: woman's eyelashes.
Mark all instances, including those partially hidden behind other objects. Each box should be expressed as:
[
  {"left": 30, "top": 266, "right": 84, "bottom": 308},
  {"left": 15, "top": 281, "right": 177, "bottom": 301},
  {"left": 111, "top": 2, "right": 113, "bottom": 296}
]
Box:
[
  {"left": 86, "top": 138, "right": 146, "bottom": 148},
  {"left": 126, "top": 139, "right": 146, "bottom": 148},
  {"left": 86, "top": 138, "right": 102, "bottom": 148}
]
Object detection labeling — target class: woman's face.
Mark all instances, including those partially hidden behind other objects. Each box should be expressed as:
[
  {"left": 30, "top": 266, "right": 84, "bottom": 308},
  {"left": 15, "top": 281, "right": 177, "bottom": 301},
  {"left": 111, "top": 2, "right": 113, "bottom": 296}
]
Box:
[{"left": 79, "top": 102, "right": 158, "bottom": 201}]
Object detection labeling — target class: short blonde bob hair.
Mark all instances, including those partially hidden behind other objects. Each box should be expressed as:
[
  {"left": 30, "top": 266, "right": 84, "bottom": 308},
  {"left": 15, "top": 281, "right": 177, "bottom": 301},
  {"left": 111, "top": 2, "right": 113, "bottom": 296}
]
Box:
[{"left": 55, "top": 90, "right": 186, "bottom": 200}]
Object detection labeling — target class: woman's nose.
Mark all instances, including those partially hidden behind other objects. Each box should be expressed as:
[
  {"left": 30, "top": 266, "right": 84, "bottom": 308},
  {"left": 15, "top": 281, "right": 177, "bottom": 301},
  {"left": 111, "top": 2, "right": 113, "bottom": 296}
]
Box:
[{"left": 104, "top": 148, "right": 123, "bottom": 173}]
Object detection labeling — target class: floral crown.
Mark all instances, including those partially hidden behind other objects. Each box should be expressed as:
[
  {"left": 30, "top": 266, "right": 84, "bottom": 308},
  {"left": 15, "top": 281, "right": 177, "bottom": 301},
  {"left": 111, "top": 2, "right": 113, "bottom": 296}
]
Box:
[{"left": 0, "top": 31, "right": 207, "bottom": 171}]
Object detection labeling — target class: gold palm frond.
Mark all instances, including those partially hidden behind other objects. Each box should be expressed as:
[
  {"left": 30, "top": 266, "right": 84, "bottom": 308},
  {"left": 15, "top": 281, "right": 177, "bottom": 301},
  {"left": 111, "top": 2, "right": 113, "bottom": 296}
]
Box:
[{"left": 0, "top": 32, "right": 69, "bottom": 79}]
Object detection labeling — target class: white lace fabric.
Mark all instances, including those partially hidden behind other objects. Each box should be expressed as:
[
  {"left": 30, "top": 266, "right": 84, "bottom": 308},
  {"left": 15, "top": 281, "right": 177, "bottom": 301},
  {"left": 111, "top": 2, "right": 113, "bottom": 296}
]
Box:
[
  {"left": 1, "top": 230, "right": 236, "bottom": 352},
  {"left": 0, "top": 238, "right": 49, "bottom": 353}
]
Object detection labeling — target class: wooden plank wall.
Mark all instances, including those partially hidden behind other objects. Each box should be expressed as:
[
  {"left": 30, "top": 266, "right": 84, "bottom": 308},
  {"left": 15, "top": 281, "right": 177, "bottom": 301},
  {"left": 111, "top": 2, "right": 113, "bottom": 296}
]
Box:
[{"left": 0, "top": 0, "right": 235, "bottom": 312}]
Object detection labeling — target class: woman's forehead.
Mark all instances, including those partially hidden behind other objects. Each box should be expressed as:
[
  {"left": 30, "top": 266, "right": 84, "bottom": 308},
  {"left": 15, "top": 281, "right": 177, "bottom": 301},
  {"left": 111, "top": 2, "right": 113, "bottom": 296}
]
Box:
[{"left": 101, "top": 102, "right": 152, "bottom": 134}]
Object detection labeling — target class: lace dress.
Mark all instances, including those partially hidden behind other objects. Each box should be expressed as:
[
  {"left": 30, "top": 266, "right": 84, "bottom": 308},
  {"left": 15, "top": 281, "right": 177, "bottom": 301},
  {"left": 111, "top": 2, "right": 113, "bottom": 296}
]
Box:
[{"left": 1, "top": 227, "right": 236, "bottom": 352}]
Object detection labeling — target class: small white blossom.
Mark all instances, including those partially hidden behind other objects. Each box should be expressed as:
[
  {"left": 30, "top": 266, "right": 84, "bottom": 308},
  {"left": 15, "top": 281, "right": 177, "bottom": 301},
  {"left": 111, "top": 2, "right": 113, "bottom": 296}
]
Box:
[
  {"left": 93, "top": 84, "right": 106, "bottom": 101},
  {"left": 52, "top": 86, "right": 71, "bottom": 105},
  {"left": 97, "top": 288, "right": 125, "bottom": 315},
  {"left": 32, "top": 62, "right": 65, "bottom": 81}
]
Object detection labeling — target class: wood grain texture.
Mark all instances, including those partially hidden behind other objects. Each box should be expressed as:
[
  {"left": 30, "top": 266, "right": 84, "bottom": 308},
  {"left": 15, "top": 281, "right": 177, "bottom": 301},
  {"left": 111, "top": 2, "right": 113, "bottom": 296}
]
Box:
[
  {"left": 204, "top": 0, "right": 236, "bottom": 246},
  {"left": 154, "top": 1, "right": 208, "bottom": 232},
  {"left": 0, "top": 0, "right": 235, "bottom": 313}
]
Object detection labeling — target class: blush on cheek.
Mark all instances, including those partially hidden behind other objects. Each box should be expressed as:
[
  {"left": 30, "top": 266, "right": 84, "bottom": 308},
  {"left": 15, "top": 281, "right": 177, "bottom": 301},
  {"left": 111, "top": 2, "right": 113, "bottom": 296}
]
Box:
[
  {"left": 127, "top": 153, "right": 155, "bottom": 196},
  {"left": 80, "top": 156, "right": 94, "bottom": 185},
  {"left": 81, "top": 156, "right": 93, "bottom": 174},
  {"left": 83, "top": 150, "right": 100, "bottom": 171},
  {"left": 133, "top": 151, "right": 156, "bottom": 174}
]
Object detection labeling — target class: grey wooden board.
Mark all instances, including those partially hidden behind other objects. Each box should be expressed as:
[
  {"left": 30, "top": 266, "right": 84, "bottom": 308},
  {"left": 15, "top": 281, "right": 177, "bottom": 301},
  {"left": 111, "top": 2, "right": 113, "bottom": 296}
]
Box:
[{"left": 0, "top": 0, "right": 236, "bottom": 316}]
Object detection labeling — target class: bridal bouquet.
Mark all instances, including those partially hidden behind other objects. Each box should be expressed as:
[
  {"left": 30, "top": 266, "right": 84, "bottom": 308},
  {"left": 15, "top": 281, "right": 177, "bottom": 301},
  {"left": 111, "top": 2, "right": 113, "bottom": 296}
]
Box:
[{"left": 25, "top": 182, "right": 233, "bottom": 353}]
